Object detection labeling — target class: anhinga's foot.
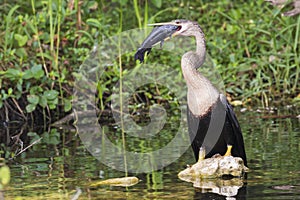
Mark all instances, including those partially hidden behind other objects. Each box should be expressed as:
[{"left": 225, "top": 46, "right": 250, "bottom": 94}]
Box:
[{"left": 224, "top": 145, "right": 232, "bottom": 156}]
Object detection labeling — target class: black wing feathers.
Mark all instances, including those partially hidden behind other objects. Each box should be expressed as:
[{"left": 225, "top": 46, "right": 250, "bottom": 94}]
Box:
[{"left": 222, "top": 98, "right": 247, "bottom": 166}]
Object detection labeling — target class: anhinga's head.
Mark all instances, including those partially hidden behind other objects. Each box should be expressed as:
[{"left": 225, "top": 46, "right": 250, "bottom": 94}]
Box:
[{"left": 135, "top": 19, "right": 198, "bottom": 62}]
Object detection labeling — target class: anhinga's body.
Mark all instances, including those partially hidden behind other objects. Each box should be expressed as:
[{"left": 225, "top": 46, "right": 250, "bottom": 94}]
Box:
[{"left": 135, "top": 20, "right": 247, "bottom": 166}]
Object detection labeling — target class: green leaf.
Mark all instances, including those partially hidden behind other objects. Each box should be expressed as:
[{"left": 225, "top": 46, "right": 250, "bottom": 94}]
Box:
[
  {"left": 17, "top": 79, "right": 23, "bottom": 92},
  {"left": 27, "top": 94, "right": 39, "bottom": 105},
  {"left": 48, "top": 98, "right": 58, "bottom": 109},
  {"left": 31, "top": 65, "right": 44, "bottom": 79},
  {"left": 64, "top": 99, "right": 72, "bottom": 112},
  {"left": 43, "top": 90, "right": 59, "bottom": 100},
  {"left": 27, "top": 132, "right": 41, "bottom": 144},
  {"left": 37, "top": 52, "right": 54, "bottom": 61},
  {"left": 30, "top": 86, "right": 43, "bottom": 95},
  {"left": 39, "top": 95, "right": 47, "bottom": 108},
  {"left": 86, "top": 18, "right": 101, "bottom": 28},
  {"left": 6, "top": 5, "right": 20, "bottom": 23},
  {"left": 23, "top": 69, "right": 33, "bottom": 79},
  {"left": 26, "top": 104, "right": 36, "bottom": 113},
  {"left": 5, "top": 68, "right": 21, "bottom": 80},
  {"left": 27, "top": 132, "right": 37, "bottom": 137},
  {"left": 15, "top": 47, "right": 28, "bottom": 58},
  {"left": 119, "top": 0, "right": 128, "bottom": 6},
  {"left": 0, "top": 166, "right": 10, "bottom": 186},
  {"left": 14, "top": 34, "right": 28, "bottom": 47},
  {"left": 7, "top": 88, "right": 13, "bottom": 95},
  {"left": 42, "top": 129, "right": 60, "bottom": 145},
  {"left": 151, "top": 0, "right": 162, "bottom": 8},
  {"left": 39, "top": 32, "right": 50, "bottom": 43}
]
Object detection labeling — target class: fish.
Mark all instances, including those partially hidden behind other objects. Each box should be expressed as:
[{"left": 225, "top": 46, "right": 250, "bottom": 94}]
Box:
[{"left": 134, "top": 25, "right": 179, "bottom": 63}]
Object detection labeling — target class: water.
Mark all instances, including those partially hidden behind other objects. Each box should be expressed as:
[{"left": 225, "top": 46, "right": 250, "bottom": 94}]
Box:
[{"left": 2, "top": 108, "right": 300, "bottom": 199}]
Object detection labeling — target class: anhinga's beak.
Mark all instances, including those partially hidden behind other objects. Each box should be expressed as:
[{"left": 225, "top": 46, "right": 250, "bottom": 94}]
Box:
[
  {"left": 148, "top": 21, "right": 185, "bottom": 37},
  {"left": 147, "top": 21, "right": 178, "bottom": 26},
  {"left": 134, "top": 22, "right": 180, "bottom": 63}
]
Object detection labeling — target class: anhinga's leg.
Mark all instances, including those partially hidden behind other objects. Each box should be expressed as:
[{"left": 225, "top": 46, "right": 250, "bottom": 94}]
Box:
[
  {"left": 224, "top": 145, "right": 233, "bottom": 156},
  {"left": 197, "top": 147, "right": 206, "bottom": 162}
]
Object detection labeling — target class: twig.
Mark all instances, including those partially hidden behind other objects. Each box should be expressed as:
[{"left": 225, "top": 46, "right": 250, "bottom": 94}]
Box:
[
  {"left": 71, "top": 187, "right": 82, "bottom": 200},
  {"left": 12, "top": 98, "right": 26, "bottom": 119},
  {"left": 4, "top": 100, "right": 9, "bottom": 122},
  {"left": 11, "top": 137, "right": 43, "bottom": 159}
]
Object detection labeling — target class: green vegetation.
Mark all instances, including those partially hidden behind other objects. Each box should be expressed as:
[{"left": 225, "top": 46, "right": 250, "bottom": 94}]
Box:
[
  {"left": 0, "top": 0, "right": 299, "bottom": 123},
  {"left": 0, "top": 158, "right": 10, "bottom": 189}
]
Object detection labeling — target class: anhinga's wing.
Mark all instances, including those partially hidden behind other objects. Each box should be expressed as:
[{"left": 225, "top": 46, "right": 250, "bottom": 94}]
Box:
[{"left": 220, "top": 94, "right": 247, "bottom": 166}]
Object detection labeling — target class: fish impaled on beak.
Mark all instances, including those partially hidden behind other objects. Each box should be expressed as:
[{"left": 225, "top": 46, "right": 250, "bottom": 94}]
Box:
[{"left": 134, "top": 23, "right": 179, "bottom": 63}]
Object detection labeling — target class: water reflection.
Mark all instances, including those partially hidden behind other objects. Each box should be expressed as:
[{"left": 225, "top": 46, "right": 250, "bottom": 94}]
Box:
[
  {"left": 1, "top": 108, "right": 300, "bottom": 199},
  {"left": 179, "top": 176, "right": 244, "bottom": 197}
]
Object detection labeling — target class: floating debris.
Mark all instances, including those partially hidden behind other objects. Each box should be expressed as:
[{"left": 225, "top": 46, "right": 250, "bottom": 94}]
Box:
[{"left": 90, "top": 176, "right": 139, "bottom": 187}]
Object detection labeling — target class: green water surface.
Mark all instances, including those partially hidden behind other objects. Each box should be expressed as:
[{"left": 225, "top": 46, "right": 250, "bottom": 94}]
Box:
[{"left": 3, "top": 108, "right": 300, "bottom": 200}]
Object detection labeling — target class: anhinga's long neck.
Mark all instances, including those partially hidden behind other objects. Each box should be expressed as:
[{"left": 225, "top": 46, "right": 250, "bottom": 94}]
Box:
[
  {"left": 181, "top": 25, "right": 219, "bottom": 116},
  {"left": 195, "top": 29, "right": 206, "bottom": 67}
]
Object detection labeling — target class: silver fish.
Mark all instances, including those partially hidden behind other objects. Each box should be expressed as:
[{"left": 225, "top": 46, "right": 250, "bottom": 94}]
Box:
[{"left": 134, "top": 25, "right": 178, "bottom": 63}]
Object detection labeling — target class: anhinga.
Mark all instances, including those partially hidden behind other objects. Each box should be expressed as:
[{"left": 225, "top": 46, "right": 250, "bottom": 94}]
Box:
[{"left": 135, "top": 19, "right": 247, "bottom": 166}]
